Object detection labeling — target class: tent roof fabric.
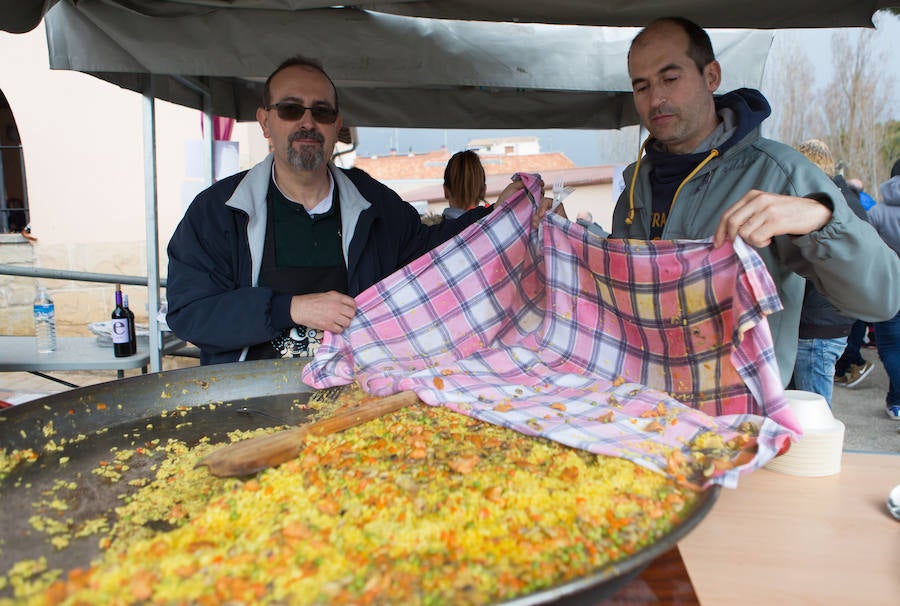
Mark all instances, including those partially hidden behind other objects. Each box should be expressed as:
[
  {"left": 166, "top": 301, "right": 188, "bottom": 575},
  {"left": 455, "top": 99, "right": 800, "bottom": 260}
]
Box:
[
  {"left": 2, "top": 1, "right": 890, "bottom": 128},
  {"left": 37, "top": 3, "right": 774, "bottom": 129},
  {"left": 0, "top": 0, "right": 891, "bottom": 34}
]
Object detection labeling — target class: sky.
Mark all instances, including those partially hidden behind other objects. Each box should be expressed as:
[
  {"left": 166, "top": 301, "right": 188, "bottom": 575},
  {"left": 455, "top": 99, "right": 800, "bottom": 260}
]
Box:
[{"left": 355, "top": 11, "right": 900, "bottom": 168}]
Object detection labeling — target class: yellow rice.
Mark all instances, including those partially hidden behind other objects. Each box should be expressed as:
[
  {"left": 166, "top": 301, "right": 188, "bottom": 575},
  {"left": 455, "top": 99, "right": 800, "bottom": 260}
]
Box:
[{"left": 2, "top": 402, "right": 699, "bottom": 605}]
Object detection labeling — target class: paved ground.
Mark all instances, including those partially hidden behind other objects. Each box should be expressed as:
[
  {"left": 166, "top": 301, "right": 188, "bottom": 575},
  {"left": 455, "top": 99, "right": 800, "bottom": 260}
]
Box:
[
  {"left": 830, "top": 347, "right": 900, "bottom": 453},
  {"left": 2, "top": 348, "right": 898, "bottom": 454}
]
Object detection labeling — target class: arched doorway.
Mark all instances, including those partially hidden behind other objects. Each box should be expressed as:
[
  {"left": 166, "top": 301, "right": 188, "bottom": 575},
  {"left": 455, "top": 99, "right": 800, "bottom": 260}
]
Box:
[{"left": 0, "top": 88, "right": 28, "bottom": 234}]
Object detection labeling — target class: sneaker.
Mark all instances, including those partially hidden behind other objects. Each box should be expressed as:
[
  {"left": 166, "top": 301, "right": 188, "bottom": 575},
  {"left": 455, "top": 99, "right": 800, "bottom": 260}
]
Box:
[
  {"left": 834, "top": 372, "right": 849, "bottom": 386},
  {"left": 843, "top": 361, "right": 874, "bottom": 388},
  {"left": 887, "top": 405, "right": 900, "bottom": 420}
]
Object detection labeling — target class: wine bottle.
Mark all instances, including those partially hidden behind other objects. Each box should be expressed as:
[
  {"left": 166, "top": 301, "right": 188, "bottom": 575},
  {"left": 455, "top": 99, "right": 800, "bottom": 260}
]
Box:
[
  {"left": 111, "top": 284, "right": 133, "bottom": 357},
  {"left": 123, "top": 293, "right": 138, "bottom": 355}
]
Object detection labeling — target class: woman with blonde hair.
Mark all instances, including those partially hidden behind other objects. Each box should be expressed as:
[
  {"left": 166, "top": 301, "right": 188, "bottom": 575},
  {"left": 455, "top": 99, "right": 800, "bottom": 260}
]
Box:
[
  {"left": 793, "top": 138, "right": 871, "bottom": 403},
  {"left": 442, "top": 150, "right": 486, "bottom": 220}
]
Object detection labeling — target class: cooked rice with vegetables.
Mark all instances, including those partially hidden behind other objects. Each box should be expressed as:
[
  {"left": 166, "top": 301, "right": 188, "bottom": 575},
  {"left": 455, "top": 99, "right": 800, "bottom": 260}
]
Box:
[{"left": 1, "top": 393, "right": 702, "bottom": 605}]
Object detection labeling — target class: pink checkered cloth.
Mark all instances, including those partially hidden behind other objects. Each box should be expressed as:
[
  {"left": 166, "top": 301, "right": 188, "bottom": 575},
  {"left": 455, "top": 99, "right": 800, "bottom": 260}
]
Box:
[{"left": 303, "top": 173, "right": 801, "bottom": 488}]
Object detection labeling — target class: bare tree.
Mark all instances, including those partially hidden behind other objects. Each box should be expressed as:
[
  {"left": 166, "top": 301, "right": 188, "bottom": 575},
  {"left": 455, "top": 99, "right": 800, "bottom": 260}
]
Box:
[
  {"left": 819, "top": 26, "right": 896, "bottom": 189},
  {"left": 762, "top": 38, "right": 820, "bottom": 147}
]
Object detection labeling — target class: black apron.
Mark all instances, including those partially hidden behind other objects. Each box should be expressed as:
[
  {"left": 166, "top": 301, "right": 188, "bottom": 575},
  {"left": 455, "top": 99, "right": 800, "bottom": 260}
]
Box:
[{"left": 246, "top": 189, "right": 348, "bottom": 360}]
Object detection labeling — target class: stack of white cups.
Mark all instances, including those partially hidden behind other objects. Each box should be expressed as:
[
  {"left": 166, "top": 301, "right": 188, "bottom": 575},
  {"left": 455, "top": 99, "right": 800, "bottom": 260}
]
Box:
[{"left": 765, "top": 390, "right": 845, "bottom": 477}]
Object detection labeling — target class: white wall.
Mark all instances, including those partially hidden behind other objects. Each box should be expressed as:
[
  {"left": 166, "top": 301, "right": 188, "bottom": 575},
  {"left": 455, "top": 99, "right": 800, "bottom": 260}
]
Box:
[
  {"left": 562, "top": 184, "right": 616, "bottom": 231},
  {"left": 476, "top": 139, "right": 541, "bottom": 156},
  {"left": 0, "top": 26, "right": 269, "bottom": 335},
  {"left": 6, "top": 32, "right": 164, "bottom": 245},
  {"left": 1, "top": 26, "right": 273, "bottom": 250}
]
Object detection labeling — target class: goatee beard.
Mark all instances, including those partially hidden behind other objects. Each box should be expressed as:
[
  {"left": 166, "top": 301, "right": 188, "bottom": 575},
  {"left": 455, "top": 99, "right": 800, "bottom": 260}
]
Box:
[{"left": 287, "top": 129, "right": 326, "bottom": 170}]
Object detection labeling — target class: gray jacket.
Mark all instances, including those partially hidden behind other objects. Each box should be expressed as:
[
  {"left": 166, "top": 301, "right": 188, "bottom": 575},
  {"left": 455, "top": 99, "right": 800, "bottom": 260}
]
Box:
[
  {"left": 869, "top": 176, "right": 900, "bottom": 257},
  {"left": 611, "top": 103, "right": 900, "bottom": 386}
]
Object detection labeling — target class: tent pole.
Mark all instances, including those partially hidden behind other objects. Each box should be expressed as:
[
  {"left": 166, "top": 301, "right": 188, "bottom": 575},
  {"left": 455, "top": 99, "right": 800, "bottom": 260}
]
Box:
[
  {"left": 202, "top": 108, "right": 214, "bottom": 186},
  {"left": 142, "top": 91, "right": 162, "bottom": 372}
]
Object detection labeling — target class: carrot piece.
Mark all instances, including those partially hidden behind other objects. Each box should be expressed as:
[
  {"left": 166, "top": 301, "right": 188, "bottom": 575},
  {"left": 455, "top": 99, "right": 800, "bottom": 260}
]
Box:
[
  {"left": 317, "top": 497, "right": 340, "bottom": 516},
  {"left": 282, "top": 521, "right": 312, "bottom": 540},
  {"left": 130, "top": 571, "right": 155, "bottom": 601},
  {"left": 43, "top": 580, "right": 68, "bottom": 605}
]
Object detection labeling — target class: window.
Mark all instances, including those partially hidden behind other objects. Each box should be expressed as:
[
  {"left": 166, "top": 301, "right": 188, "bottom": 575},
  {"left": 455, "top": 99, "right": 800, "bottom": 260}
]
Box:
[{"left": 1, "top": 89, "right": 29, "bottom": 234}]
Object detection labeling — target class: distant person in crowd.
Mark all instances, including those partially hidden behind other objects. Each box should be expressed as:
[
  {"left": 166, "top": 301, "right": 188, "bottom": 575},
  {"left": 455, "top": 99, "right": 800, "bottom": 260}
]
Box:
[
  {"left": 845, "top": 177, "right": 879, "bottom": 350},
  {"left": 835, "top": 320, "right": 876, "bottom": 387},
  {"left": 865, "top": 159, "right": 900, "bottom": 419},
  {"left": 166, "top": 56, "right": 492, "bottom": 365},
  {"left": 575, "top": 210, "right": 610, "bottom": 237},
  {"left": 791, "top": 139, "right": 870, "bottom": 404},
  {"left": 595, "top": 16, "right": 900, "bottom": 386},
  {"left": 847, "top": 178, "right": 877, "bottom": 211},
  {"left": 442, "top": 150, "right": 487, "bottom": 221},
  {"left": 835, "top": 177, "right": 879, "bottom": 387}
]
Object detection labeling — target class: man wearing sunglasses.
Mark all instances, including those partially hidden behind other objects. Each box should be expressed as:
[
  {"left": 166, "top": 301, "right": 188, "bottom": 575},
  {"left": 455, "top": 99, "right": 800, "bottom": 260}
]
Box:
[{"left": 166, "top": 56, "right": 492, "bottom": 365}]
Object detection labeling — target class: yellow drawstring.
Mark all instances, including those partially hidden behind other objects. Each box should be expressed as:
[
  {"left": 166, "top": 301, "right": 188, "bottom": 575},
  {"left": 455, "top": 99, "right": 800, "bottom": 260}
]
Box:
[
  {"left": 625, "top": 144, "right": 720, "bottom": 227},
  {"left": 625, "top": 138, "right": 649, "bottom": 225},
  {"left": 672, "top": 149, "right": 719, "bottom": 209}
]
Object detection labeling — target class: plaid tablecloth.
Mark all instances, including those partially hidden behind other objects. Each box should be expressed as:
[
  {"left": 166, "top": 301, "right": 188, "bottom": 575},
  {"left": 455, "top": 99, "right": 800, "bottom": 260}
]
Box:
[{"left": 303, "top": 174, "right": 801, "bottom": 488}]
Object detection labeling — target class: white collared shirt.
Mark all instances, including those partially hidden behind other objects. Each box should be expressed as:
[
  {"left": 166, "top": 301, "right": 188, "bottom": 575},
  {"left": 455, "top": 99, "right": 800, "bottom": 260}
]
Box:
[{"left": 271, "top": 164, "right": 335, "bottom": 216}]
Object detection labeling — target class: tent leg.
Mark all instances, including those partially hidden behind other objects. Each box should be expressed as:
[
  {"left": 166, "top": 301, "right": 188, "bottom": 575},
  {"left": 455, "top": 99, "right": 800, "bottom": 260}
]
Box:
[
  {"left": 142, "top": 93, "right": 162, "bottom": 373},
  {"left": 202, "top": 109, "right": 214, "bottom": 186}
]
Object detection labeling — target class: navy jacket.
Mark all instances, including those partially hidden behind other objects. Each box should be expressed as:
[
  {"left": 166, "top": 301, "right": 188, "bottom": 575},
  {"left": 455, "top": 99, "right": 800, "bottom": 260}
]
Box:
[{"left": 166, "top": 156, "right": 489, "bottom": 365}]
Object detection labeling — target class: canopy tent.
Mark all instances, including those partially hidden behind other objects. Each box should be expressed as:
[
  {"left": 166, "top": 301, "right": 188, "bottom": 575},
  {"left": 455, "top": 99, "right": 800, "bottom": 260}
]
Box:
[
  {"left": 38, "top": 4, "right": 775, "bottom": 130},
  {"left": 0, "top": 0, "right": 891, "bottom": 371},
  {"left": 3, "top": 2, "right": 891, "bottom": 127},
  {"left": 1, "top": 1, "right": 890, "bottom": 128},
  {"left": 0, "top": 0, "right": 892, "bottom": 35}
]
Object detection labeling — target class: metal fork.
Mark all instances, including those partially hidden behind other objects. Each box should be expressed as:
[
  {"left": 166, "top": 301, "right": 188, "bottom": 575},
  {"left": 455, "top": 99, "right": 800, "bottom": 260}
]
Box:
[
  {"left": 552, "top": 176, "right": 565, "bottom": 211},
  {"left": 551, "top": 177, "right": 574, "bottom": 213}
]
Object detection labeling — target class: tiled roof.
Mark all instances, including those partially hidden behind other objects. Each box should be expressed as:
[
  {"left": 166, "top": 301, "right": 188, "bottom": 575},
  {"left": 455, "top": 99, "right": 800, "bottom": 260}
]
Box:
[
  {"left": 401, "top": 165, "right": 616, "bottom": 204},
  {"left": 354, "top": 150, "right": 576, "bottom": 181}
]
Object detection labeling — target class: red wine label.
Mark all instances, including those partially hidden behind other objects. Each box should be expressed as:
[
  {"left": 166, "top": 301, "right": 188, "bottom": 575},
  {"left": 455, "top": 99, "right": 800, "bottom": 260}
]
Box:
[{"left": 112, "top": 319, "right": 130, "bottom": 344}]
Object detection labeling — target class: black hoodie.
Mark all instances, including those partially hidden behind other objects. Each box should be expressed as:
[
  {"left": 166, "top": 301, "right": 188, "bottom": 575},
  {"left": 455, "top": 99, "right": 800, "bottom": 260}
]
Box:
[
  {"left": 798, "top": 175, "right": 868, "bottom": 338},
  {"left": 644, "top": 88, "right": 772, "bottom": 239}
]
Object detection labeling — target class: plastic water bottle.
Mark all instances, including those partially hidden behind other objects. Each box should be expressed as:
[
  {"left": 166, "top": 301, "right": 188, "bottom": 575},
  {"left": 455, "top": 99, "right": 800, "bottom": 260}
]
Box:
[{"left": 33, "top": 286, "right": 57, "bottom": 354}]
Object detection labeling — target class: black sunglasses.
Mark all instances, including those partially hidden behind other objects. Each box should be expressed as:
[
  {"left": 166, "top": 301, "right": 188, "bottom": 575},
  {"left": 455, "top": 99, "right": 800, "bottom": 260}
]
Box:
[{"left": 266, "top": 102, "right": 339, "bottom": 124}]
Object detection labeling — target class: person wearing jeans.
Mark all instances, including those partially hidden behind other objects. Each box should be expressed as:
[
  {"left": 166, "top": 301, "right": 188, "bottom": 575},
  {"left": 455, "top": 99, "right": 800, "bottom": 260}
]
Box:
[
  {"left": 867, "top": 159, "right": 900, "bottom": 419},
  {"left": 834, "top": 320, "right": 874, "bottom": 388},
  {"left": 873, "top": 314, "right": 900, "bottom": 419},
  {"left": 793, "top": 336, "right": 848, "bottom": 405},
  {"left": 790, "top": 140, "right": 870, "bottom": 404}
]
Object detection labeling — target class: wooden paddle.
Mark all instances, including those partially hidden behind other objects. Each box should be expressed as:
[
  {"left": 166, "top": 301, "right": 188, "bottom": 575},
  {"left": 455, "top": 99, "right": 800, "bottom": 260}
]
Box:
[{"left": 199, "top": 390, "right": 419, "bottom": 477}]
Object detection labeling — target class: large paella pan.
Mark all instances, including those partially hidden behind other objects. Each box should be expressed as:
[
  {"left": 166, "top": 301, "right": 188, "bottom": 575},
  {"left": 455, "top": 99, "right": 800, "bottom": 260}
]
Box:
[{"left": 0, "top": 359, "right": 717, "bottom": 604}]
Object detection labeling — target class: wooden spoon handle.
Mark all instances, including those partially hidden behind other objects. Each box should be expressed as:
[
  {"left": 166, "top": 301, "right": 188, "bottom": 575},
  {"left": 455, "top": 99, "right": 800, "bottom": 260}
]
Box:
[
  {"left": 305, "top": 390, "right": 418, "bottom": 436},
  {"left": 200, "top": 390, "right": 418, "bottom": 478}
]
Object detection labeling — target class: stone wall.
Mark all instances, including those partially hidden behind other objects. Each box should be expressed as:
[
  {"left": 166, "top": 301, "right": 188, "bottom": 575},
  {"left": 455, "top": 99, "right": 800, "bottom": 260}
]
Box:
[
  {"left": 0, "top": 234, "right": 37, "bottom": 335},
  {"left": 0, "top": 237, "right": 156, "bottom": 337}
]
